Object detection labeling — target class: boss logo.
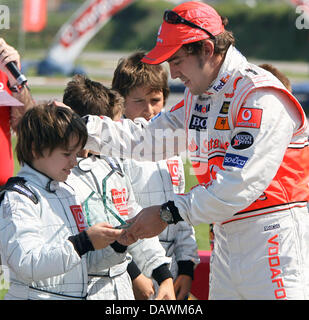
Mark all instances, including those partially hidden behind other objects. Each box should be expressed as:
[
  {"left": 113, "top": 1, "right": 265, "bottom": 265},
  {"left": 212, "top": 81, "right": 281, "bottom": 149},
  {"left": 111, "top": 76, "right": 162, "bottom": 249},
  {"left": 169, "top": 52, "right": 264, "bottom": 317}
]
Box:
[
  {"left": 231, "top": 132, "right": 254, "bottom": 150},
  {"left": 189, "top": 115, "right": 208, "bottom": 131}
]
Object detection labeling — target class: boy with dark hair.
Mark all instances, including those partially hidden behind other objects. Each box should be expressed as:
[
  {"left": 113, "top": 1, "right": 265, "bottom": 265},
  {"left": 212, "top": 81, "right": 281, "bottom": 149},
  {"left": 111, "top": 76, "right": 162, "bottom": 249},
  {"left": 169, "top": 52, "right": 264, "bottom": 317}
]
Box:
[
  {"left": 64, "top": 76, "right": 175, "bottom": 300},
  {"left": 0, "top": 104, "right": 124, "bottom": 300}
]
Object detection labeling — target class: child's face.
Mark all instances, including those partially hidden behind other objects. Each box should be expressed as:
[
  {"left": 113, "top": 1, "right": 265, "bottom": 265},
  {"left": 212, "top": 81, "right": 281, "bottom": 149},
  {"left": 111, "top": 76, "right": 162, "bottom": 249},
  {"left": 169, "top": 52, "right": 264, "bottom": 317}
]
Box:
[
  {"left": 32, "top": 135, "right": 82, "bottom": 182},
  {"left": 124, "top": 86, "right": 164, "bottom": 121}
]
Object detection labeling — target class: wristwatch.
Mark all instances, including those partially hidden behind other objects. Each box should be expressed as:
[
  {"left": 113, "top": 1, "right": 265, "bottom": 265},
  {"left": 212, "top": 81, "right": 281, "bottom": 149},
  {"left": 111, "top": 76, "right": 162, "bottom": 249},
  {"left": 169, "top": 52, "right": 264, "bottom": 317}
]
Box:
[{"left": 160, "top": 202, "right": 174, "bottom": 224}]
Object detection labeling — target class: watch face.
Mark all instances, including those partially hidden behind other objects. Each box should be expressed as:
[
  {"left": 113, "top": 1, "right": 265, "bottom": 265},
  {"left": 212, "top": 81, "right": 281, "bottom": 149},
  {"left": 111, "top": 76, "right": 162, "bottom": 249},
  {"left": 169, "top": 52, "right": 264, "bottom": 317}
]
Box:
[{"left": 160, "top": 206, "right": 173, "bottom": 223}]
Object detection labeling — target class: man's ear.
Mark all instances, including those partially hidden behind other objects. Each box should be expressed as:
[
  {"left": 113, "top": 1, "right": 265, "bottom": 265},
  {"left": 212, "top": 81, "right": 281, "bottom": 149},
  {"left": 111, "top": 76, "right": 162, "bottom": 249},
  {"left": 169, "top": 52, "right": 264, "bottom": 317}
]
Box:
[{"left": 202, "top": 40, "right": 215, "bottom": 59}]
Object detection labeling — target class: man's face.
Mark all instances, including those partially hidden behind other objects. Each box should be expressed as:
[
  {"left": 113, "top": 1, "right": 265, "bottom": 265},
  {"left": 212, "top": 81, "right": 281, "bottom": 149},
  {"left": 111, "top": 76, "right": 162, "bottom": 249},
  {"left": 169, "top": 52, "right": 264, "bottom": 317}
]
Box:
[
  {"left": 32, "top": 135, "right": 81, "bottom": 182},
  {"left": 124, "top": 86, "right": 164, "bottom": 121},
  {"left": 167, "top": 46, "right": 214, "bottom": 95}
]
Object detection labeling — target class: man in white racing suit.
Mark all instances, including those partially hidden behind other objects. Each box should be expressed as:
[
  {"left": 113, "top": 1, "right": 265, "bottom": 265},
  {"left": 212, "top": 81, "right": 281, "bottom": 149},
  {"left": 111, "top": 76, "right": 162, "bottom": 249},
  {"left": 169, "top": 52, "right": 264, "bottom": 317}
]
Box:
[
  {"left": 67, "top": 154, "right": 174, "bottom": 299},
  {"left": 83, "top": 2, "right": 309, "bottom": 300}
]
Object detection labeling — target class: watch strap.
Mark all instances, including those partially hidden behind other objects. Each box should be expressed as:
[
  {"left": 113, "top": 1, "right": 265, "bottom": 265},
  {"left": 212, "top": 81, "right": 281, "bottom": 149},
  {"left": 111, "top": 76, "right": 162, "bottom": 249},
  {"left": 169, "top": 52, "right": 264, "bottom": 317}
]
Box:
[{"left": 164, "top": 201, "right": 183, "bottom": 224}]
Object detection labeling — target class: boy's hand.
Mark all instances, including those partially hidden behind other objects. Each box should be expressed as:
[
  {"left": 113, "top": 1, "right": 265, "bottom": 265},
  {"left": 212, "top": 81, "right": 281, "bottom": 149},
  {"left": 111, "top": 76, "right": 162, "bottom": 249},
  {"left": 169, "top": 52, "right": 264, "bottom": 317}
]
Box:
[
  {"left": 174, "top": 274, "right": 192, "bottom": 300},
  {"left": 87, "top": 222, "right": 123, "bottom": 250},
  {"left": 155, "top": 278, "right": 176, "bottom": 300},
  {"left": 132, "top": 274, "right": 155, "bottom": 300}
]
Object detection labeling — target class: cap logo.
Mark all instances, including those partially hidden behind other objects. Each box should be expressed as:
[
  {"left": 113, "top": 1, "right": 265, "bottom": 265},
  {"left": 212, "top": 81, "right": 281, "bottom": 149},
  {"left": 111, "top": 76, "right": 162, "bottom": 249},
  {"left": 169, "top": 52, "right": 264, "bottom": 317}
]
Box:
[
  {"left": 182, "top": 36, "right": 199, "bottom": 43},
  {"left": 156, "top": 24, "right": 163, "bottom": 43}
]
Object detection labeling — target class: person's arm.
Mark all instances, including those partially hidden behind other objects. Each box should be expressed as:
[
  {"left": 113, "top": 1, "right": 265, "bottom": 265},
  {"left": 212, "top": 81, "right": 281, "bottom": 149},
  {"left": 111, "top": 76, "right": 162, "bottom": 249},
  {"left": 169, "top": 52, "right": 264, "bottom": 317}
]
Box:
[
  {"left": 173, "top": 222, "right": 199, "bottom": 300},
  {"left": 121, "top": 88, "right": 303, "bottom": 240},
  {"left": 0, "top": 190, "right": 123, "bottom": 282},
  {"left": 174, "top": 88, "right": 300, "bottom": 225},
  {"left": 84, "top": 104, "right": 186, "bottom": 162},
  {"left": 152, "top": 264, "right": 175, "bottom": 300},
  {"left": 128, "top": 260, "right": 155, "bottom": 300},
  {"left": 0, "top": 38, "right": 34, "bottom": 131},
  {"left": 9, "top": 86, "right": 34, "bottom": 131}
]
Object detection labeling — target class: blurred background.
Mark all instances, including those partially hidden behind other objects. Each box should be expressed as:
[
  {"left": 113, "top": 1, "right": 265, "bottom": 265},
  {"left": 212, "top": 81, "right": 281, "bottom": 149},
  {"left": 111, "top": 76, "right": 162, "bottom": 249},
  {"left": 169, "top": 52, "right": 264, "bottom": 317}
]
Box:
[
  {"left": 1, "top": 0, "right": 309, "bottom": 104},
  {"left": 1, "top": 0, "right": 309, "bottom": 251}
]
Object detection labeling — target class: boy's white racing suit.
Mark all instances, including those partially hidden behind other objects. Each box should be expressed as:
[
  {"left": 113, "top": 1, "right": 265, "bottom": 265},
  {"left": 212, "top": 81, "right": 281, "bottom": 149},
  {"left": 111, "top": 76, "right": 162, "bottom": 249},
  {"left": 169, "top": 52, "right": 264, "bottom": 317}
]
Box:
[
  {"left": 122, "top": 156, "right": 200, "bottom": 293},
  {"left": 67, "top": 155, "right": 171, "bottom": 299},
  {"left": 84, "top": 46, "right": 309, "bottom": 299},
  {"left": 0, "top": 164, "right": 129, "bottom": 300}
]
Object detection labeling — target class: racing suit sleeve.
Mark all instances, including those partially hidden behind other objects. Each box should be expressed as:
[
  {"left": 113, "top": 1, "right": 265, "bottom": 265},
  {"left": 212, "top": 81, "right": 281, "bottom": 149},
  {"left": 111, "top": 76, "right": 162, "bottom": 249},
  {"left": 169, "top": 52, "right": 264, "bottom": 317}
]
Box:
[
  {"left": 174, "top": 221, "right": 200, "bottom": 277},
  {"left": 84, "top": 108, "right": 186, "bottom": 162},
  {"left": 128, "top": 236, "right": 171, "bottom": 279},
  {"left": 174, "top": 88, "right": 302, "bottom": 225},
  {"left": 0, "top": 192, "right": 81, "bottom": 282},
  {"left": 172, "top": 160, "right": 200, "bottom": 275}
]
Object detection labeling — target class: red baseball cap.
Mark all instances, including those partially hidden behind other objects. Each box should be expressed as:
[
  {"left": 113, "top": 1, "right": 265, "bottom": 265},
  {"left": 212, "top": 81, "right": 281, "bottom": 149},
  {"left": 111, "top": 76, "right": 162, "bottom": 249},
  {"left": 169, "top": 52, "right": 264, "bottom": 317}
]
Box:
[{"left": 142, "top": 1, "right": 224, "bottom": 65}]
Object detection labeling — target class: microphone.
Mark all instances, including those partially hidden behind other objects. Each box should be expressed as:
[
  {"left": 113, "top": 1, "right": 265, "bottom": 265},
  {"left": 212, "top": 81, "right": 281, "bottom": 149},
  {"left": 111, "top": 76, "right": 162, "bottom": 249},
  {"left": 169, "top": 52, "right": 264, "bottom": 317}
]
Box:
[{"left": 6, "top": 61, "right": 27, "bottom": 86}]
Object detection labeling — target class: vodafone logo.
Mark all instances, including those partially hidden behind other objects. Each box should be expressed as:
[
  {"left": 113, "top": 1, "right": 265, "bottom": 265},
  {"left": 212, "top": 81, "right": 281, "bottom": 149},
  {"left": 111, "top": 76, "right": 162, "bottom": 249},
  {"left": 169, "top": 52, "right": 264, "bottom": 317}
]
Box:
[
  {"left": 236, "top": 107, "right": 263, "bottom": 129},
  {"left": 0, "top": 82, "right": 4, "bottom": 90},
  {"left": 241, "top": 109, "right": 252, "bottom": 121}
]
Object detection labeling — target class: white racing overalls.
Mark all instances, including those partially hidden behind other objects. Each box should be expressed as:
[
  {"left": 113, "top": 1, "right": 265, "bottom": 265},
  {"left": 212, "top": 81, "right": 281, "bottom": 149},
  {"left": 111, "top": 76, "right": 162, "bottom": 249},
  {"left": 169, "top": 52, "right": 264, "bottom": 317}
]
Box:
[
  {"left": 0, "top": 164, "right": 127, "bottom": 300},
  {"left": 123, "top": 157, "right": 199, "bottom": 288},
  {"left": 67, "top": 155, "right": 171, "bottom": 299},
  {"left": 123, "top": 156, "right": 200, "bottom": 294},
  {"left": 84, "top": 46, "right": 309, "bottom": 299}
]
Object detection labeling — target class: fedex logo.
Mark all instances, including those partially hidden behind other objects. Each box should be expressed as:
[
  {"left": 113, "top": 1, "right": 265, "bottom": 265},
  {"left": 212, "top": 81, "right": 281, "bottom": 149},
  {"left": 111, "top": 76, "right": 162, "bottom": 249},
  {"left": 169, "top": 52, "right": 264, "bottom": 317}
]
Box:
[{"left": 213, "top": 74, "right": 231, "bottom": 92}]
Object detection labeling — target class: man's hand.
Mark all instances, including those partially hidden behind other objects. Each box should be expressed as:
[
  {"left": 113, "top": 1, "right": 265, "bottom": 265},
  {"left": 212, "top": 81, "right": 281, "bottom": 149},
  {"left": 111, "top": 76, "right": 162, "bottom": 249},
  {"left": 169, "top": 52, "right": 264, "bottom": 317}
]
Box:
[
  {"left": 123, "top": 205, "right": 168, "bottom": 240},
  {"left": 86, "top": 222, "right": 124, "bottom": 250},
  {"left": 0, "top": 38, "right": 21, "bottom": 86}
]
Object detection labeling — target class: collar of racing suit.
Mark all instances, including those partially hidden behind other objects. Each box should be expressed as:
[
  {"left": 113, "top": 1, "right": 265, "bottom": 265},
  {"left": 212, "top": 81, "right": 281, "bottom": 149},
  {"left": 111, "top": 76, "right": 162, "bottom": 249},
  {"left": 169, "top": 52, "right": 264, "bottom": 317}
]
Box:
[
  {"left": 18, "top": 163, "right": 60, "bottom": 192},
  {"left": 204, "top": 45, "right": 248, "bottom": 96}
]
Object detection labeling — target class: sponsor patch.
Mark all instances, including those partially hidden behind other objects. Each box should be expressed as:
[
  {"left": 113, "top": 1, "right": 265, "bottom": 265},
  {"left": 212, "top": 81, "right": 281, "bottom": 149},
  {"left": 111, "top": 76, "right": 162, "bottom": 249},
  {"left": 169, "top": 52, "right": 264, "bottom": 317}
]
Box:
[
  {"left": 70, "top": 205, "right": 88, "bottom": 232},
  {"left": 219, "top": 101, "right": 230, "bottom": 114},
  {"left": 194, "top": 103, "right": 210, "bottom": 113},
  {"left": 236, "top": 107, "right": 263, "bottom": 129},
  {"left": 264, "top": 224, "right": 280, "bottom": 232},
  {"left": 224, "top": 76, "right": 243, "bottom": 98},
  {"left": 111, "top": 188, "right": 129, "bottom": 216},
  {"left": 231, "top": 132, "right": 254, "bottom": 150},
  {"left": 223, "top": 153, "right": 248, "bottom": 168},
  {"left": 213, "top": 74, "right": 231, "bottom": 92},
  {"left": 167, "top": 159, "right": 180, "bottom": 186},
  {"left": 189, "top": 115, "right": 208, "bottom": 130},
  {"left": 214, "top": 116, "right": 230, "bottom": 130},
  {"left": 188, "top": 138, "right": 198, "bottom": 152}
]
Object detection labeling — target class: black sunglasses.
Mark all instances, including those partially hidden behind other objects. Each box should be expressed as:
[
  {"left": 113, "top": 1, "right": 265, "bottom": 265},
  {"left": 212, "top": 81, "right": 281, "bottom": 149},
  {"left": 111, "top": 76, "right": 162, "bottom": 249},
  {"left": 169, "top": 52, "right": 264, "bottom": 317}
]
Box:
[{"left": 163, "top": 10, "right": 216, "bottom": 40}]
